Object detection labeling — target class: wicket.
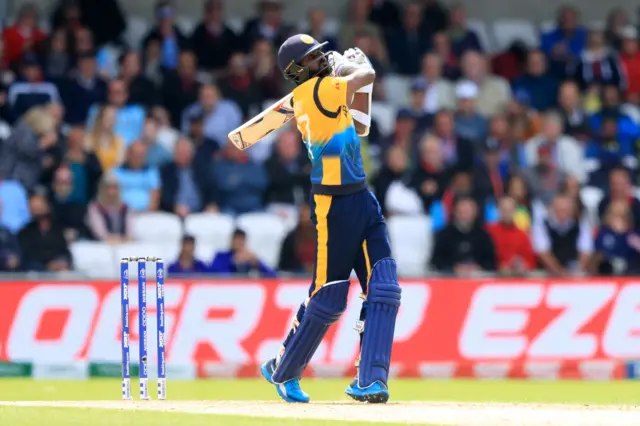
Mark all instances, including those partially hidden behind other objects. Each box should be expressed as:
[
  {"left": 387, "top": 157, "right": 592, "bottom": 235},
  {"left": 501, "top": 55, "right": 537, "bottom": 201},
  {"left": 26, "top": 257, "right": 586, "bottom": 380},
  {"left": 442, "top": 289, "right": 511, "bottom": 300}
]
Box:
[{"left": 121, "top": 257, "right": 166, "bottom": 401}]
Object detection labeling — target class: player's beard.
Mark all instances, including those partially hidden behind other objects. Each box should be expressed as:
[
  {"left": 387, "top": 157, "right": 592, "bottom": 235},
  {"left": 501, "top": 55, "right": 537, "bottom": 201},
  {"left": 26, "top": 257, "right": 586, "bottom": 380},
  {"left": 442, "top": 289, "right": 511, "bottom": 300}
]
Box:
[{"left": 309, "top": 53, "right": 332, "bottom": 79}]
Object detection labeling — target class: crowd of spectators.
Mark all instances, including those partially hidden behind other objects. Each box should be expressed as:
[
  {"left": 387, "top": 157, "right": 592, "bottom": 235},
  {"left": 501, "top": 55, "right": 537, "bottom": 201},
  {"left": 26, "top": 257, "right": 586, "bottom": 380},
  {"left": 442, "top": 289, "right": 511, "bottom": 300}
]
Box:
[{"left": 0, "top": 0, "right": 639, "bottom": 277}]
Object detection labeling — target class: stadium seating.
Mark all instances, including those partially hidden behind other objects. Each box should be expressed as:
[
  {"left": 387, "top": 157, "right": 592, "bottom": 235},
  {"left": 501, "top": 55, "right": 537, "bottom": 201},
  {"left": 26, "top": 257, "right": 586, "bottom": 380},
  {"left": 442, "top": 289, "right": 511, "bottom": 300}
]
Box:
[
  {"left": 539, "top": 21, "right": 556, "bottom": 32},
  {"left": 125, "top": 16, "right": 149, "bottom": 49},
  {"left": 371, "top": 102, "right": 397, "bottom": 137},
  {"left": 70, "top": 209, "right": 438, "bottom": 277},
  {"left": 227, "top": 17, "right": 244, "bottom": 34},
  {"left": 175, "top": 15, "right": 196, "bottom": 35},
  {"left": 383, "top": 75, "right": 411, "bottom": 108},
  {"left": 184, "top": 213, "right": 236, "bottom": 251},
  {"left": 467, "top": 19, "right": 494, "bottom": 53},
  {"left": 493, "top": 19, "right": 539, "bottom": 50},
  {"left": 28, "top": 10, "right": 615, "bottom": 280},
  {"left": 71, "top": 241, "right": 116, "bottom": 278},
  {"left": 387, "top": 215, "right": 432, "bottom": 276},
  {"left": 131, "top": 212, "right": 183, "bottom": 243},
  {"left": 236, "top": 212, "right": 287, "bottom": 268}
]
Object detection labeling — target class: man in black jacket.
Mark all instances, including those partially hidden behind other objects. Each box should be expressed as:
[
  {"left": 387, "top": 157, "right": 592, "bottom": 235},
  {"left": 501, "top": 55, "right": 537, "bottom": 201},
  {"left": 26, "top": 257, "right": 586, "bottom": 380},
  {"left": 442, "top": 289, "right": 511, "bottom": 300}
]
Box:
[
  {"left": 432, "top": 109, "right": 475, "bottom": 171},
  {"left": 120, "top": 51, "right": 158, "bottom": 109},
  {"left": 264, "top": 130, "right": 310, "bottom": 208},
  {"left": 188, "top": 112, "right": 220, "bottom": 172},
  {"left": 161, "top": 51, "right": 201, "bottom": 127},
  {"left": 159, "top": 137, "right": 217, "bottom": 217},
  {"left": 18, "top": 193, "right": 72, "bottom": 272},
  {"left": 60, "top": 51, "right": 107, "bottom": 124},
  {"left": 49, "top": 166, "right": 94, "bottom": 242},
  {"left": 191, "top": 0, "right": 239, "bottom": 72},
  {"left": 431, "top": 195, "right": 497, "bottom": 274},
  {"left": 241, "top": 0, "right": 292, "bottom": 51},
  {"left": 472, "top": 138, "right": 505, "bottom": 205}
]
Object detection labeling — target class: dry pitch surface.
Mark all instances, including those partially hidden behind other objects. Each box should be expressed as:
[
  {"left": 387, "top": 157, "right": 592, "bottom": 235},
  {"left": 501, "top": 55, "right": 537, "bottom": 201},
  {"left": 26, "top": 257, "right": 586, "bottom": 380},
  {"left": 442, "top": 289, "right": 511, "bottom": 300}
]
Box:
[{"left": 2, "top": 400, "right": 640, "bottom": 425}]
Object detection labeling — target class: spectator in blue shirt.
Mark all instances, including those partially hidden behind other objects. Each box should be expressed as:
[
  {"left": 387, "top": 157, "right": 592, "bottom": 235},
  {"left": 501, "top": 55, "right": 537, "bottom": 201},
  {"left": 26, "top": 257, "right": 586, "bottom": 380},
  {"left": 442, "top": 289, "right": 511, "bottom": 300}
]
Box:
[
  {"left": 87, "top": 79, "right": 145, "bottom": 146},
  {"left": 211, "top": 143, "right": 268, "bottom": 216},
  {"left": 589, "top": 85, "right": 640, "bottom": 141},
  {"left": 142, "top": 1, "right": 189, "bottom": 71},
  {"left": 512, "top": 50, "right": 559, "bottom": 112},
  {"left": 585, "top": 116, "right": 637, "bottom": 190},
  {"left": 0, "top": 180, "right": 30, "bottom": 233},
  {"left": 540, "top": 6, "right": 587, "bottom": 63},
  {"left": 210, "top": 229, "right": 276, "bottom": 276},
  {"left": 453, "top": 80, "right": 488, "bottom": 145},
  {"left": 168, "top": 235, "right": 209, "bottom": 275},
  {"left": 141, "top": 118, "right": 172, "bottom": 168},
  {"left": 112, "top": 142, "right": 160, "bottom": 212},
  {"left": 181, "top": 84, "right": 242, "bottom": 147}
]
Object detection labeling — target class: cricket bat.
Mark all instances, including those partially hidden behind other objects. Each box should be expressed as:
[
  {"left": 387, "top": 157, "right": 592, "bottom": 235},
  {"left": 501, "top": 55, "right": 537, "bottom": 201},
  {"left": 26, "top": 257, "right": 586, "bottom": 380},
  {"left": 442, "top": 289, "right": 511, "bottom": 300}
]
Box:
[
  {"left": 228, "top": 94, "right": 294, "bottom": 150},
  {"left": 228, "top": 50, "right": 372, "bottom": 150}
]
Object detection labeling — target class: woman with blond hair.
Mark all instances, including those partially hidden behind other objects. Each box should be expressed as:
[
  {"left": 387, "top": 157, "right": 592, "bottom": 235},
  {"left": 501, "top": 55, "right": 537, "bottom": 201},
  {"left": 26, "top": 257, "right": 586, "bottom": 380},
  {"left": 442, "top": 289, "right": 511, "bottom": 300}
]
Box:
[
  {"left": 86, "top": 173, "right": 133, "bottom": 244},
  {"left": 0, "top": 106, "right": 57, "bottom": 190},
  {"left": 85, "top": 105, "right": 125, "bottom": 171}
]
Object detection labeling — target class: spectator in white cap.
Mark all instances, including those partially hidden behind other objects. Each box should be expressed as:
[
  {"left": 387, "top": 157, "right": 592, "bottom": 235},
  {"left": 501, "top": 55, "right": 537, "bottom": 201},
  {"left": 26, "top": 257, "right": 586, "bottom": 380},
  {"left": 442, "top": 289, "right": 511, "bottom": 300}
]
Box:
[
  {"left": 525, "top": 111, "right": 586, "bottom": 183},
  {"left": 461, "top": 50, "right": 511, "bottom": 117},
  {"left": 620, "top": 26, "right": 640, "bottom": 102},
  {"left": 454, "top": 80, "right": 488, "bottom": 145}
]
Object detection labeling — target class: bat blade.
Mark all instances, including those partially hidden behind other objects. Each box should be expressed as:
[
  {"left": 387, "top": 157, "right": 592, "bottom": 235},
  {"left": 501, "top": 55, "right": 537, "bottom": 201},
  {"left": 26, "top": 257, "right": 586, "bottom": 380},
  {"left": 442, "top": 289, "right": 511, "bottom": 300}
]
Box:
[{"left": 228, "top": 94, "right": 294, "bottom": 150}]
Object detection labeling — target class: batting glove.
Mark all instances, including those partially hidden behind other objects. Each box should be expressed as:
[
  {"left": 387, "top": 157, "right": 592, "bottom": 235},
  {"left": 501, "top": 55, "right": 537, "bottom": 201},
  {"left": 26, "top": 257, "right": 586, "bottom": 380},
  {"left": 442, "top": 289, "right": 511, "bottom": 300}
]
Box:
[{"left": 343, "top": 47, "right": 373, "bottom": 70}]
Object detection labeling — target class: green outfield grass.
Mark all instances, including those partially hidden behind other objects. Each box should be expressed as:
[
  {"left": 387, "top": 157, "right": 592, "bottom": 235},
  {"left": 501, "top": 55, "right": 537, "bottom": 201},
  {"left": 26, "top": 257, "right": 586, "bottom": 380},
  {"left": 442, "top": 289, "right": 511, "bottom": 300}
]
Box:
[
  {"left": 1, "top": 379, "right": 639, "bottom": 404},
  {"left": 0, "top": 407, "right": 407, "bottom": 426},
  {"left": 0, "top": 379, "right": 638, "bottom": 426}
]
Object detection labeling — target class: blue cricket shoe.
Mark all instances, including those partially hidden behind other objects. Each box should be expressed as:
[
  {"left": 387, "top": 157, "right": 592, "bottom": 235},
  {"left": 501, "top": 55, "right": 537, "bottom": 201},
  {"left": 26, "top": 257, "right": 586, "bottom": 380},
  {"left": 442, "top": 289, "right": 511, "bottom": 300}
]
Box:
[
  {"left": 261, "top": 358, "right": 310, "bottom": 403},
  {"left": 345, "top": 377, "right": 390, "bottom": 403}
]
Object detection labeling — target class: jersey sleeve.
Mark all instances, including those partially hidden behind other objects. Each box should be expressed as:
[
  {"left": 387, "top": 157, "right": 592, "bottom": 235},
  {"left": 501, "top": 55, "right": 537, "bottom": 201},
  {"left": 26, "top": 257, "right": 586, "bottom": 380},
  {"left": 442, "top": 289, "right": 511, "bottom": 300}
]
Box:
[{"left": 317, "top": 76, "right": 348, "bottom": 113}]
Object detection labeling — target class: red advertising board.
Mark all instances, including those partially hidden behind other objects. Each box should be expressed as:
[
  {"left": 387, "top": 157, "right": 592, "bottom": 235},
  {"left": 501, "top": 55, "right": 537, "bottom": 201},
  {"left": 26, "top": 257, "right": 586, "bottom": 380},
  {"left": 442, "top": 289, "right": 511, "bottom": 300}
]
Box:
[{"left": 0, "top": 279, "right": 637, "bottom": 379}]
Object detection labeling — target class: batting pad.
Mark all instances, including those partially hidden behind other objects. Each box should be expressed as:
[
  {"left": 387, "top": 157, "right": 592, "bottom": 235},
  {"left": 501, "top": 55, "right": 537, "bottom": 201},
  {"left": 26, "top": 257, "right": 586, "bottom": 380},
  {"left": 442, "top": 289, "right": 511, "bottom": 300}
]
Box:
[
  {"left": 358, "top": 258, "right": 401, "bottom": 388},
  {"left": 272, "top": 280, "right": 350, "bottom": 383}
]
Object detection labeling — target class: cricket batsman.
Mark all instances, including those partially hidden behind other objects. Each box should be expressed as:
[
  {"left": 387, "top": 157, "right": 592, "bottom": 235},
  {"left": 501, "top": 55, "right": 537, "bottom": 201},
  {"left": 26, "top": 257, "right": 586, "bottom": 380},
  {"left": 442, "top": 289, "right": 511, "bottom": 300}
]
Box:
[{"left": 260, "top": 34, "right": 402, "bottom": 404}]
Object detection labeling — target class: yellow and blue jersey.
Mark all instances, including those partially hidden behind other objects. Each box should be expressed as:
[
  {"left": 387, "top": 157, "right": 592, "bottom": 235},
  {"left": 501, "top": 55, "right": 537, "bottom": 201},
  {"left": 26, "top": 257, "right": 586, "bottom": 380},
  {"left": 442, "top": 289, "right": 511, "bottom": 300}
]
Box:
[{"left": 292, "top": 76, "right": 366, "bottom": 195}]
